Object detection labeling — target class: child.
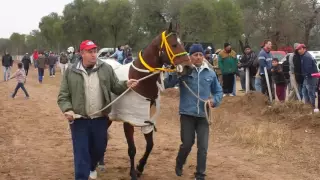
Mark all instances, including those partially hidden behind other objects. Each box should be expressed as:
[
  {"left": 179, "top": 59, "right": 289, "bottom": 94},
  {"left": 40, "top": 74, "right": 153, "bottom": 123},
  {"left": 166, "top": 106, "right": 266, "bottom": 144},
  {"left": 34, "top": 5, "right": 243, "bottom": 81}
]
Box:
[
  {"left": 123, "top": 53, "right": 133, "bottom": 64},
  {"left": 271, "top": 58, "right": 286, "bottom": 102},
  {"left": 9, "top": 62, "right": 29, "bottom": 99}
]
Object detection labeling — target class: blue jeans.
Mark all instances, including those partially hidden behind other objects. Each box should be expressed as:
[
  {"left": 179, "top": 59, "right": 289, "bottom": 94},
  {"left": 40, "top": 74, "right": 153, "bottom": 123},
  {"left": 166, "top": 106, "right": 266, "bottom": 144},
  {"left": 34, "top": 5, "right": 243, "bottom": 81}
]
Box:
[
  {"left": 49, "top": 65, "right": 55, "bottom": 76},
  {"left": 255, "top": 77, "right": 262, "bottom": 92},
  {"left": 38, "top": 68, "right": 44, "bottom": 82},
  {"left": 302, "top": 77, "right": 317, "bottom": 108},
  {"left": 34, "top": 60, "right": 38, "bottom": 69},
  {"left": 12, "top": 82, "right": 29, "bottom": 98},
  {"left": 3, "top": 66, "right": 11, "bottom": 81},
  {"left": 70, "top": 117, "right": 108, "bottom": 180}
]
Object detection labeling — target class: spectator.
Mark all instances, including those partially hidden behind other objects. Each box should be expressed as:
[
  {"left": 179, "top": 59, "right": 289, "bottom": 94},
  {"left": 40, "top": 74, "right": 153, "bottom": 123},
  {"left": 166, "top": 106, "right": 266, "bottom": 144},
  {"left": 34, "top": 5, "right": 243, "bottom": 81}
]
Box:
[
  {"left": 2, "top": 52, "right": 13, "bottom": 81},
  {"left": 271, "top": 58, "right": 286, "bottom": 102},
  {"left": 21, "top": 53, "right": 31, "bottom": 76},
  {"left": 32, "top": 49, "right": 39, "bottom": 69},
  {"left": 59, "top": 52, "right": 69, "bottom": 76},
  {"left": 123, "top": 53, "right": 133, "bottom": 64},
  {"left": 110, "top": 46, "right": 124, "bottom": 64},
  {"left": 239, "top": 45, "right": 258, "bottom": 91},
  {"left": 37, "top": 52, "right": 47, "bottom": 83},
  {"left": 258, "top": 40, "right": 274, "bottom": 99},
  {"left": 218, "top": 43, "right": 238, "bottom": 97},
  {"left": 48, "top": 52, "right": 58, "bottom": 77},
  {"left": 297, "top": 44, "right": 318, "bottom": 109}
]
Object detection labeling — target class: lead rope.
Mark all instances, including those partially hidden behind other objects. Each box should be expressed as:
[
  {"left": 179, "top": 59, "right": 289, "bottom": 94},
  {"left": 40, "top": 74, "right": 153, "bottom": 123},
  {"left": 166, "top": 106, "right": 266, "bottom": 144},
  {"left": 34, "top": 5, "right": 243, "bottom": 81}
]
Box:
[{"left": 182, "top": 81, "right": 212, "bottom": 126}]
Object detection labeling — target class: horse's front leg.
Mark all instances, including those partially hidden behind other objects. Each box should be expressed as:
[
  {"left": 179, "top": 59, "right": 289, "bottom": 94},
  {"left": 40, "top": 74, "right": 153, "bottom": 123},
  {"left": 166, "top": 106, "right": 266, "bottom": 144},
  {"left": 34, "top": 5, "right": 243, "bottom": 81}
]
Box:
[
  {"left": 124, "top": 122, "right": 138, "bottom": 180},
  {"left": 136, "top": 131, "right": 154, "bottom": 177},
  {"left": 98, "top": 120, "right": 113, "bottom": 170}
]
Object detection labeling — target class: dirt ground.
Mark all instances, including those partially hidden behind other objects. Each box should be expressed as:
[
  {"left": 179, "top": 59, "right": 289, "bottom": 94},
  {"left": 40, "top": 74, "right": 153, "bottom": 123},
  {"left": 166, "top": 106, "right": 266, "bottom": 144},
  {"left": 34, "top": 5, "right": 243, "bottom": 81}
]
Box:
[{"left": 1, "top": 64, "right": 320, "bottom": 180}]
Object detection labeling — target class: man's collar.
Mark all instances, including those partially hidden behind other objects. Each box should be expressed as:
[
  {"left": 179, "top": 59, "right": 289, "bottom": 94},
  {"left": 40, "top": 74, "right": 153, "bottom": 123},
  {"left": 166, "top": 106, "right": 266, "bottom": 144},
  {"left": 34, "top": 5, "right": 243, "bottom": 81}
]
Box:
[{"left": 193, "top": 62, "right": 210, "bottom": 71}]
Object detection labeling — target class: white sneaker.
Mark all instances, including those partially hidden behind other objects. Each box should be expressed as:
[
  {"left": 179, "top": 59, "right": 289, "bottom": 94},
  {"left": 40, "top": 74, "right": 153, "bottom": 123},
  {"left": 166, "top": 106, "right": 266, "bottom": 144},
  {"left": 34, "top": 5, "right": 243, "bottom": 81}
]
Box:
[
  {"left": 53, "top": 75, "right": 55, "bottom": 77},
  {"left": 89, "top": 170, "right": 97, "bottom": 179},
  {"left": 229, "top": 94, "right": 234, "bottom": 97},
  {"left": 223, "top": 94, "right": 227, "bottom": 97},
  {"left": 314, "top": 109, "right": 319, "bottom": 113}
]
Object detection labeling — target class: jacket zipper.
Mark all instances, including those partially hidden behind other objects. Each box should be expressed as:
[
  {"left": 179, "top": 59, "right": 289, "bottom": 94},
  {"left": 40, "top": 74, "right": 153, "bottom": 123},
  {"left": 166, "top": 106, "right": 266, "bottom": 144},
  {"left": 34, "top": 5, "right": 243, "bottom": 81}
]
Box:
[{"left": 197, "top": 69, "right": 200, "bottom": 114}]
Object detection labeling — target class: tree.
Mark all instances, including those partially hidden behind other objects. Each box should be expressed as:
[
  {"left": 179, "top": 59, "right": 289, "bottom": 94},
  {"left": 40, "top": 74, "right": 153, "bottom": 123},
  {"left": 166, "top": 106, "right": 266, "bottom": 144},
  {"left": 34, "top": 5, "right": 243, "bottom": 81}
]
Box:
[
  {"left": 39, "top": 12, "right": 64, "bottom": 52},
  {"left": 101, "top": 0, "right": 133, "bottom": 49}
]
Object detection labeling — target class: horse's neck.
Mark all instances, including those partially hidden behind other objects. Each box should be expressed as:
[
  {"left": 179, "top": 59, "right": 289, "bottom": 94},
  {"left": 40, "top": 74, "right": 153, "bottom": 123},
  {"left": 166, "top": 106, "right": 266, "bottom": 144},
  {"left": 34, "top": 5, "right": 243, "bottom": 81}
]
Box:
[{"left": 129, "top": 43, "right": 162, "bottom": 100}]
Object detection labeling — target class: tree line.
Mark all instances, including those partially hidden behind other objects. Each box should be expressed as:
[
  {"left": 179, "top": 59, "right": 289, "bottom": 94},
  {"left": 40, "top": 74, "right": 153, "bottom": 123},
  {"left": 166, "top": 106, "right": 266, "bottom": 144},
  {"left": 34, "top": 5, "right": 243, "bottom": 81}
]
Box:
[{"left": 1, "top": 0, "right": 320, "bottom": 55}]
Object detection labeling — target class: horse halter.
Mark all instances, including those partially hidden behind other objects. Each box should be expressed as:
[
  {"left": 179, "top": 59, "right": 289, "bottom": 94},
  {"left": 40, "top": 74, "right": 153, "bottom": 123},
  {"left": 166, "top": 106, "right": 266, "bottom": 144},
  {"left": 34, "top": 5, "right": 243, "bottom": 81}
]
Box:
[{"left": 138, "top": 31, "right": 188, "bottom": 73}]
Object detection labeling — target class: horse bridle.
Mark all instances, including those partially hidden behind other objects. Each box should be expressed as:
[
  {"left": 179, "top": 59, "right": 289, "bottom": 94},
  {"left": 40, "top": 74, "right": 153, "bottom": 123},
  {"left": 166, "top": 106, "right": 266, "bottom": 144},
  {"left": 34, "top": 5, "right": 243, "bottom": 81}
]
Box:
[{"left": 136, "top": 31, "right": 188, "bottom": 73}]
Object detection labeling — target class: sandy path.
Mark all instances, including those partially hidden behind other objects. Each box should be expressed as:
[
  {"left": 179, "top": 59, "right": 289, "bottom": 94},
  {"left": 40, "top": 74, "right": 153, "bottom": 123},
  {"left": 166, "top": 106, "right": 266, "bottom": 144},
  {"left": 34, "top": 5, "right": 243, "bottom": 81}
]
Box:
[{"left": 0, "top": 65, "right": 319, "bottom": 180}]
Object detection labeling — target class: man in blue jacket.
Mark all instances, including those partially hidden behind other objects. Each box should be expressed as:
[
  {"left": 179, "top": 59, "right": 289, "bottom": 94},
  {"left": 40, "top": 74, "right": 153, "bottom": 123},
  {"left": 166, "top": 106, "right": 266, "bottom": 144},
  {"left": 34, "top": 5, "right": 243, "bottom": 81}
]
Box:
[
  {"left": 258, "top": 40, "right": 274, "bottom": 98},
  {"left": 297, "top": 44, "right": 318, "bottom": 109},
  {"left": 164, "top": 44, "right": 223, "bottom": 180}
]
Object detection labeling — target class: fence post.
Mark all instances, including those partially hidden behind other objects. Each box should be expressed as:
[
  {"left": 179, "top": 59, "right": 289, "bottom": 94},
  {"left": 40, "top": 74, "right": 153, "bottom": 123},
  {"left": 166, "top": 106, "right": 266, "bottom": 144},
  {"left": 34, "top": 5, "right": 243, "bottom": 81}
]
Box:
[
  {"left": 289, "top": 72, "right": 302, "bottom": 101},
  {"left": 245, "top": 68, "right": 250, "bottom": 93}
]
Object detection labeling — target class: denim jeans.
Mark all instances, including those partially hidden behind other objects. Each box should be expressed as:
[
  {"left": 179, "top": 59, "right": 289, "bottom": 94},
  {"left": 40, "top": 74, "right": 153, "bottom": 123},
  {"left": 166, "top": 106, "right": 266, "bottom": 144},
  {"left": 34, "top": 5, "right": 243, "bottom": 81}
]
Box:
[
  {"left": 38, "top": 68, "right": 44, "bottom": 83},
  {"left": 12, "top": 82, "right": 29, "bottom": 98},
  {"left": 3, "top": 66, "right": 11, "bottom": 81},
  {"left": 70, "top": 117, "right": 108, "bottom": 180},
  {"left": 49, "top": 65, "right": 55, "bottom": 76},
  {"left": 255, "top": 76, "right": 262, "bottom": 92},
  {"left": 302, "top": 77, "right": 317, "bottom": 108}
]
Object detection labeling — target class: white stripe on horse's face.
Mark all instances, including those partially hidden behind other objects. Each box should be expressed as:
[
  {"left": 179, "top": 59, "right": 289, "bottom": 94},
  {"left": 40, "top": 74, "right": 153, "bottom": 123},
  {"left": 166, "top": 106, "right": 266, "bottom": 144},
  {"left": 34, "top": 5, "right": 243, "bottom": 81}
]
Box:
[{"left": 177, "top": 37, "right": 181, "bottom": 44}]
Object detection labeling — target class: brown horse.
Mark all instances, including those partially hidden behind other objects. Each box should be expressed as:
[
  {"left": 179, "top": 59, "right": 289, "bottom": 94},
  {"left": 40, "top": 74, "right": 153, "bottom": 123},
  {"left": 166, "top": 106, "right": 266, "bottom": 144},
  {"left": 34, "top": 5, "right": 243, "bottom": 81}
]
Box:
[{"left": 99, "top": 22, "right": 193, "bottom": 180}]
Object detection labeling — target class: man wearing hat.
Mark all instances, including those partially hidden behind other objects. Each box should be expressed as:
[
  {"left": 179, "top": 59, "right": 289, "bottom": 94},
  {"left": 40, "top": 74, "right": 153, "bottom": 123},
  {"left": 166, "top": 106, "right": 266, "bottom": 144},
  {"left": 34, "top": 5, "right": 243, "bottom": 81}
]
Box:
[
  {"left": 164, "top": 43, "right": 223, "bottom": 180},
  {"left": 218, "top": 43, "right": 238, "bottom": 96},
  {"left": 296, "top": 44, "right": 318, "bottom": 109},
  {"left": 57, "top": 40, "right": 139, "bottom": 180}
]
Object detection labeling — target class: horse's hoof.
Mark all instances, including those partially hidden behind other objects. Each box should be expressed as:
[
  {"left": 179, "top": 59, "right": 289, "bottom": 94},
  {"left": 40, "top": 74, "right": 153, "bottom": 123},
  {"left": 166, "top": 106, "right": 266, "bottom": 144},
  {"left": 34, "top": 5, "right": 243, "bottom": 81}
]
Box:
[
  {"left": 136, "top": 165, "right": 143, "bottom": 177},
  {"left": 136, "top": 169, "right": 142, "bottom": 177}
]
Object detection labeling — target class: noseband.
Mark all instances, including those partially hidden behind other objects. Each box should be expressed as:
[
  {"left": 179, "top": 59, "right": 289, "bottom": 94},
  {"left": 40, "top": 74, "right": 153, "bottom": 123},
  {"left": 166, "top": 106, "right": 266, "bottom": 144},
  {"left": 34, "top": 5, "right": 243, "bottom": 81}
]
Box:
[{"left": 135, "top": 31, "right": 188, "bottom": 73}]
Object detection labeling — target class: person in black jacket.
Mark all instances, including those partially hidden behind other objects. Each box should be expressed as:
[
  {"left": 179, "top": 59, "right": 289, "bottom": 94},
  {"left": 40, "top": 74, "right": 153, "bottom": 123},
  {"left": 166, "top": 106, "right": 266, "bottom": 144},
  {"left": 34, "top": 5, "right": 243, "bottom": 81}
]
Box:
[
  {"left": 21, "top": 53, "right": 31, "bottom": 76},
  {"left": 2, "top": 52, "right": 13, "bottom": 81},
  {"left": 271, "top": 58, "right": 286, "bottom": 102},
  {"left": 239, "top": 45, "right": 258, "bottom": 91}
]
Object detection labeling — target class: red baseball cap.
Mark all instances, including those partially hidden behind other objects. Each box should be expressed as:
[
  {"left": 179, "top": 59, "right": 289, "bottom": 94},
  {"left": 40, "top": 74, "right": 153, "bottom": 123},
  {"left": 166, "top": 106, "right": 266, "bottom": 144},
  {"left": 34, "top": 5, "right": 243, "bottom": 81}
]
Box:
[
  {"left": 295, "top": 44, "right": 306, "bottom": 50},
  {"left": 80, "top": 40, "right": 97, "bottom": 51}
]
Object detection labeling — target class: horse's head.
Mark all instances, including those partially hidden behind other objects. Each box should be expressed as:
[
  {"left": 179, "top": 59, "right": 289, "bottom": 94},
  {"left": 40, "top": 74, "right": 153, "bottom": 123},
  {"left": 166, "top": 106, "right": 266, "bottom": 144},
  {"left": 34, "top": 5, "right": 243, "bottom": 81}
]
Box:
[{"left": 157, "top": 22, "right": 193, "bottom": 75}]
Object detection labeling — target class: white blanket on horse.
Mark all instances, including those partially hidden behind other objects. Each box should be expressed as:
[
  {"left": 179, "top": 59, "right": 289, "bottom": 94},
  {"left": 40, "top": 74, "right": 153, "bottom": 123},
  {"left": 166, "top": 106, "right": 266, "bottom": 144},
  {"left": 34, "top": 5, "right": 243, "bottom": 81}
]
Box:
[{"left": 102, "top": 59, "right": 160, "bottom": 134}]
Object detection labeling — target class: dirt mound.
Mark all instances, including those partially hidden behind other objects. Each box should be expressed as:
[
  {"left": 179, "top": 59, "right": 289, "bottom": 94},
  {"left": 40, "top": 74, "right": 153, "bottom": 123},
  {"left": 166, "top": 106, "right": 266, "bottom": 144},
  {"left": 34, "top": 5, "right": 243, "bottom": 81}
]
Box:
[{"left": 217, "top": 92, "right": 268, "bottom": 114}]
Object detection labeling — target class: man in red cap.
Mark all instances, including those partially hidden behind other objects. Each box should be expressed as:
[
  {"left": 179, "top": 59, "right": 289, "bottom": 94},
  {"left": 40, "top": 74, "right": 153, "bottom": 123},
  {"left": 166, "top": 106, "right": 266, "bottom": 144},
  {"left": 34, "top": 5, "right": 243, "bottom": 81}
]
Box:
[
  {"left": 296, "top": 43, "right": 318, "bottom": 110},
  {"left": 57, "top": 40, "right": 138, "bottom": 180}
]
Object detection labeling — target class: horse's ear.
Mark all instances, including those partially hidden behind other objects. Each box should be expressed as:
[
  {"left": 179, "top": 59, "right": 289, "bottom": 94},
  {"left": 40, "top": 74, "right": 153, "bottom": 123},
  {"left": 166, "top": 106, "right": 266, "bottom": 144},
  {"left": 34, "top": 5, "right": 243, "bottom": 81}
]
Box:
[{"left": 168, "top": 22, "right": 173, "bottom": 33}]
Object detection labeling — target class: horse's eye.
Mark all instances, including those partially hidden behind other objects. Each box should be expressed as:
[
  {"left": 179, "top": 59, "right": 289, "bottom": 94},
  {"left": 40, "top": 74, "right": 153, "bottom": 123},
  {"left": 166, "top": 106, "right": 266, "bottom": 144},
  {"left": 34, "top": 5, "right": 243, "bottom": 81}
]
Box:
[{"left": 172, "top": 44, "right": 177, "bottom": 48}]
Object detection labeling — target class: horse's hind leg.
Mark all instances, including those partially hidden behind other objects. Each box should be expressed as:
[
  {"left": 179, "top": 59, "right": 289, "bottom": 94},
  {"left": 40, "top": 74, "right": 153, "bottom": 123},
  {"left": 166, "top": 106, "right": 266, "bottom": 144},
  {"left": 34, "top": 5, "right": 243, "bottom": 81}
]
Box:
[
  {"left": 98, "top": 120, "right": 113, "bottom": 170},
  {"left": 124, "top": 122, "right": 138, "bottom": 180},
  {"left": 136, "top": 131, "right": 154, "bottom": 177}
]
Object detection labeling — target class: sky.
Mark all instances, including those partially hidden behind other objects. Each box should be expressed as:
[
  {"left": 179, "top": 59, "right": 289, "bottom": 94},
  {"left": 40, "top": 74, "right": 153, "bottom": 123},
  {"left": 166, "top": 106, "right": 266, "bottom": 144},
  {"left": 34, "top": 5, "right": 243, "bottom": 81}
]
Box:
[{"left": 0, "top": 0, "right": 73, "bottom": 38}]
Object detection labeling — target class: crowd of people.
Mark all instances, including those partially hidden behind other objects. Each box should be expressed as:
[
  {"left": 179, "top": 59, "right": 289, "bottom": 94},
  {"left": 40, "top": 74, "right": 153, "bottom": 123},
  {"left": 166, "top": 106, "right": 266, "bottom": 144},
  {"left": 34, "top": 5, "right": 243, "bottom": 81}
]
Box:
[{"left": 205, "top": 40, "right": 319, "bottom": 112}]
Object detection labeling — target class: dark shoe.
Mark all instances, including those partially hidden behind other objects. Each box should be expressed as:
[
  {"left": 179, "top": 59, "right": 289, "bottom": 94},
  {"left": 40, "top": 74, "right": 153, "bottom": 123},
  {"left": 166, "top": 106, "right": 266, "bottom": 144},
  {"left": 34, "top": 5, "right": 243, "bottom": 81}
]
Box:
[
  {"left": 195, "top": 172, "right": 206, "bottom": 180},
  {"left": 175, "top": 162, "right": 183, "bottom": 176}
]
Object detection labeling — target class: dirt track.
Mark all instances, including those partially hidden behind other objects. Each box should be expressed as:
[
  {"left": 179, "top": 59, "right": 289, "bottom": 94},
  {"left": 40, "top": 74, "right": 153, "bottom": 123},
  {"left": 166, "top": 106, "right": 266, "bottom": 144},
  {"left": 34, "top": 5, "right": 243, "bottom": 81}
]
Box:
[{"left": 1, "top": 65, "right": 320, "bottom": 180}]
